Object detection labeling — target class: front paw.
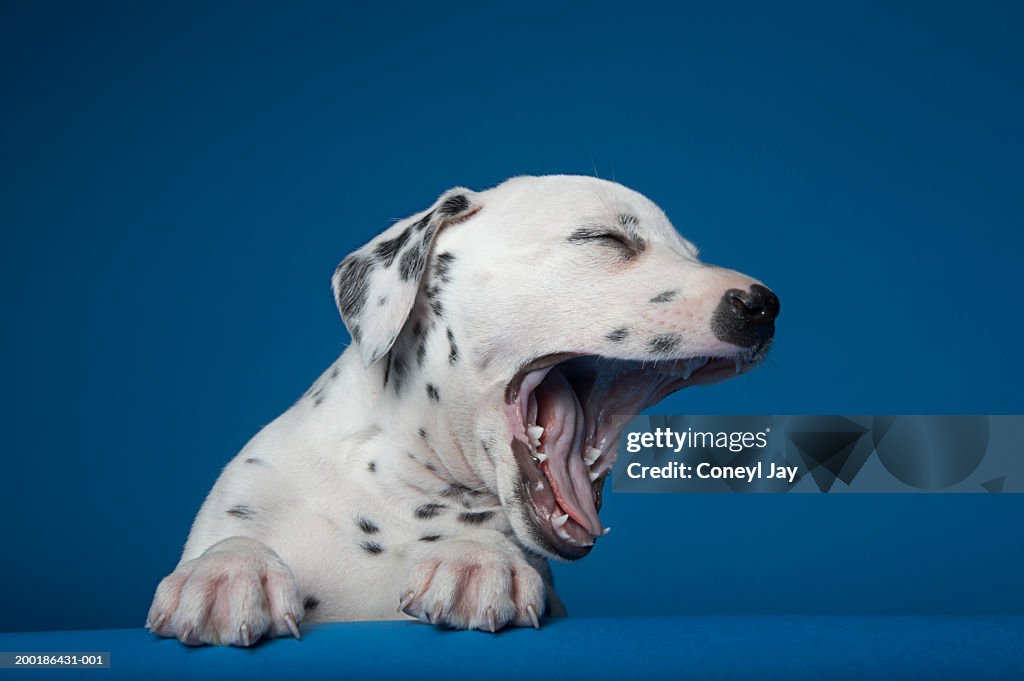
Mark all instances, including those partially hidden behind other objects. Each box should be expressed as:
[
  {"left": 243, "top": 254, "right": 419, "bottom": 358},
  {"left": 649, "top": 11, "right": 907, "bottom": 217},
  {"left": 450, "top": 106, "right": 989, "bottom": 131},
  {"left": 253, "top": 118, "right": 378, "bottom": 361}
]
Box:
[
  {"left": 146, "top": 536, "right": 303, "bottom": 646},
  {"left": 399, "top": 535, "right": 545, "bottom": 632}
]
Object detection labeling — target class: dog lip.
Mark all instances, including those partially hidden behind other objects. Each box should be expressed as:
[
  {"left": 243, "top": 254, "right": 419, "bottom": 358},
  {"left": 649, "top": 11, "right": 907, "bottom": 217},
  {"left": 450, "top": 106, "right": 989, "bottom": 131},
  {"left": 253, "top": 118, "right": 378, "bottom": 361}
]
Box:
[{"left": 506, "top": 349, "right": 766, "bottom": 404}]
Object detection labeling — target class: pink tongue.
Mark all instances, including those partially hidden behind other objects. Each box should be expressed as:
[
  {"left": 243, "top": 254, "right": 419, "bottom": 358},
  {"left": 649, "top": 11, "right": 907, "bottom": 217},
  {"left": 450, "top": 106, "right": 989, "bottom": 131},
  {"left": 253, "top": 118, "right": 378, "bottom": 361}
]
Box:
[{"left": 534, "top": 368, "right": 603, "bottom": 536}]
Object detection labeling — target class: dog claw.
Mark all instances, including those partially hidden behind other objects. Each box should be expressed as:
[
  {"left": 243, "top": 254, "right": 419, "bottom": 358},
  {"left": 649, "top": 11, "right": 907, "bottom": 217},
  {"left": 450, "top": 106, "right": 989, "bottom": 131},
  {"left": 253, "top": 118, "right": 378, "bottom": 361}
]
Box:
[
  {"left": 239, "top": 623, "right": 251, "bottom": 646},
  {"left": 146, "top": 613, "right": 166, "bottom": 632},
  {"left": 526, "top": 605, "right": 540, "bottom": 629},
  {"left": 283, "top": 613, "right": 301, "bottom": 640},
  {"left": 399, "top": 591, "right": 415, "bottom": 612}
]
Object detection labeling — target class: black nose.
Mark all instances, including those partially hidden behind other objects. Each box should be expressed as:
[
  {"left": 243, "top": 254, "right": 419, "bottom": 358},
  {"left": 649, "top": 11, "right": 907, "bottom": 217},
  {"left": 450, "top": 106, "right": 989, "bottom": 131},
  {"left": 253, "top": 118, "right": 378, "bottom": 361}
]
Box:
[{"left": 711, "top": 284, "right": 780, "bottom": 349}]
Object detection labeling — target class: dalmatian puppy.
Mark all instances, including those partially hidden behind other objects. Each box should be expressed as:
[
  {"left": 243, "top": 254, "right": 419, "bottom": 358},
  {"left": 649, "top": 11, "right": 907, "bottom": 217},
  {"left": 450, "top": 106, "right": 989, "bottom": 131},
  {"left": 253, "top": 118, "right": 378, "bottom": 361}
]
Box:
[{"left": 146, "top": 175, "right": 779, "bottom": 645}]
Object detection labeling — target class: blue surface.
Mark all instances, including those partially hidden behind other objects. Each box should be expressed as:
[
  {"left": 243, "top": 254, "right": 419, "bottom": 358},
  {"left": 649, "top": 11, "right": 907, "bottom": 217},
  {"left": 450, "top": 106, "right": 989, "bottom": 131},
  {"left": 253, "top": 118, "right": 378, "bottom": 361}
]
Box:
[
  {"left": 1, "top": 617, "right": 1022, "bottom": 681},
  {"left": 2, "top": 1, "right": 1024, "bottom": 633}
]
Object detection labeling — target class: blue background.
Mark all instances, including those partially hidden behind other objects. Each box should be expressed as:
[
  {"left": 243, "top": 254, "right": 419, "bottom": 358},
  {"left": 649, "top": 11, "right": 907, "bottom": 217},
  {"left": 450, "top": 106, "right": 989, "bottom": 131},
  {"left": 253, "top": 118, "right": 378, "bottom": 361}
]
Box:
[{"left": 1, "top": 1, "right": 1022, "bottom": 633}]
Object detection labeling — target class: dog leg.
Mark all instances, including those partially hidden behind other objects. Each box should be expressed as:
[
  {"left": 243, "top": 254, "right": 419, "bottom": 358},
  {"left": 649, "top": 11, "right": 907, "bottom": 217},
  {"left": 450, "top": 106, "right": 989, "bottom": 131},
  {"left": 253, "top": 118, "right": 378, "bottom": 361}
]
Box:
[
  {"left": 398, "top": 530, "right": 546, "bottom": 632},
  {"left": 146, "top": 536, "right": 303, "bottom": 646}
]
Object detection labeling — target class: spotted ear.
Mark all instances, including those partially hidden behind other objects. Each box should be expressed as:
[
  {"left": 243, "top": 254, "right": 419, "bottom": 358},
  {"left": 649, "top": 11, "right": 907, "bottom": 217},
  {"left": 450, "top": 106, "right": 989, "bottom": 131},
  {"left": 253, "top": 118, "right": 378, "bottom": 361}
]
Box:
[{"left": 332, "top": 188, "right": 479, "bottom": 367}]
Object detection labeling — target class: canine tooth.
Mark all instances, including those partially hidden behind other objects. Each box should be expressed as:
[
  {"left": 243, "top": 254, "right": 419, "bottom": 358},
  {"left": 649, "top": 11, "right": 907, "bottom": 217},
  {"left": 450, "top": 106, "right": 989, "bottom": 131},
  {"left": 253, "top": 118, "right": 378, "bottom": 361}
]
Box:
[
  {"left": 535, "top": 452, "right": 548, "bottom": 463},
  {"left": 584, "top": 447, "right": 601, "bottom": 466},
  {"left": 552, "top": 513, "right": 569, "bottom": 528},
  {"left": 527, "top": 425, "right": 544, "bottom": 441},
  {"left": 602, "top": 527, "right": 612, "bottom": 536},
  {"left": 589, "top": 469, "right": 602, "bottom": 482},
  {"left": 556, "top": 527, "right": 575, "bottom": 543}
]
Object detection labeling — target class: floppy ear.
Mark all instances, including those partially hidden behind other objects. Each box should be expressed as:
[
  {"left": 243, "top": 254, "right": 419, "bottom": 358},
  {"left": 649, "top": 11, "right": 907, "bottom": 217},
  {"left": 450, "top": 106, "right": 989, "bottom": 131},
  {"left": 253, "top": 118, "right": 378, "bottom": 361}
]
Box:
[{"left": 332, "top": 188, "right": 480, "bottom": 367}]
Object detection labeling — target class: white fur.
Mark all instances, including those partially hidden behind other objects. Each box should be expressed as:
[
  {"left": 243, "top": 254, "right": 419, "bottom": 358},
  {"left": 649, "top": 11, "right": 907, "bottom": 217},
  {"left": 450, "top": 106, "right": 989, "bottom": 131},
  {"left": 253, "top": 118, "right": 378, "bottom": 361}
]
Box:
[{"left": 147, "top": 175, "right": 765, "bottom": 645}]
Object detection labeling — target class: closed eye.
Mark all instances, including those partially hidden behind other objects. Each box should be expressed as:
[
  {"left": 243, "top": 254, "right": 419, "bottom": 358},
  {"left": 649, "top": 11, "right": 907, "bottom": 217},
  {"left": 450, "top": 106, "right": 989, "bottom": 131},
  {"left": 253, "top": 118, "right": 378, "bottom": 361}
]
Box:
[
  {"left": 565, "top": 228, "right": 643, "bottom": 260},
  {"left": 567, "top": 228, "right": 643, "bottom": 259}
]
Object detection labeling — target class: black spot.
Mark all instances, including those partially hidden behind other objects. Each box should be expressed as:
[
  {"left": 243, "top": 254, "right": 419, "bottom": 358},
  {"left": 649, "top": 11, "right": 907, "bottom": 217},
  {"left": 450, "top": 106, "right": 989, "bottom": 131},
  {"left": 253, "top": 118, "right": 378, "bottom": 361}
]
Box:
[
  {"left": 419, "top": 534, "right": 443, "bottom": 542},
  {"left": 418, "top": 428, "right": 428, "bottom": 440},
  {"left": 416, "top": 339, "right": 427, "bottom": 366},
  {"left": 367, "top": 461, "right": 376, "bottom": 473},
  {"left": 446, "top": 327, "right": 458, "bottom": 364},
  {"left": 426, "top": 383, "right": 440, "bottom": 402},
  {"left": 648, "top": 333, "right": 682, "bottom": 355},
  {"left": 399, "top": 246, "right": 425, "bottom": 282},
  {"left": 649, "top": 290, "right": 678, "bottom": 304},
  {"left": 458, "top": 511, "right": 494, "bottom": 525},
  {"left": 330, "top": 365, "right": 340, "bottom": 379},
  {"left": 356, "top": 516, "right": 380, "bottom": 534},
  {"left": 377, "top": 296, "right": 387, "bottom": 307},
  {"left": 414, "top": 212, "right": 434, "bottom": 232},
  {"left": 618, "top": 214, "right": 640, "bottom": 228},
  {"left": 430, "top": 298, "right": 444, "bottom": 317},
  {"left": 384, "top": 351, "right": 409, "bottom": 392},
  {"left": 392, "top": 352, "right": 408, "bottom": 388},
  {"left": 424, "top": 461, "right": 437, "bottom": 473},
  {"left": 360, "top": 541, "right": 384, "bottom": 556},
  {"left": 303, "top": 596, "right": 320, "bottom": 612},
  {"left": 435, "top": 252, "right": 456, "bottom": 282},
  {"left": 244, "top": 457, "right": 263, "bottom": 465},
  {"left": 373, "top": 225, "right": 413, "bottom": 267},
  {"left": 439, "top": 194, "right": 470, "bottom": 216},
  {"left": 227, "top": 505, "right": 255, "bottom": 519},
  {"left": 334, "top": 256, "right": 375, "bottom": 320},
  {"left": 606, "top": 327, "right": 630, "bottom": 343},
  {"left": 415, "top": 503, "right": 446, "bottom": 519},
  {"left": 350, "top": 323, "right": 362, "bottom": 343},
  {"left": 441, "top": 483, "right": 473, "bottom": 498}
]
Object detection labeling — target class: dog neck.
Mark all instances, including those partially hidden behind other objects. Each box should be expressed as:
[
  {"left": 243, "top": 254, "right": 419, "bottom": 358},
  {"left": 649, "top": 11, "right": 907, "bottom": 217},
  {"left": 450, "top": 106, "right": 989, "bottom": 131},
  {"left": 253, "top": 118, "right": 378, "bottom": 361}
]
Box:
[{"left": 315, "top": 339, "right": 499, "bottom": 508}]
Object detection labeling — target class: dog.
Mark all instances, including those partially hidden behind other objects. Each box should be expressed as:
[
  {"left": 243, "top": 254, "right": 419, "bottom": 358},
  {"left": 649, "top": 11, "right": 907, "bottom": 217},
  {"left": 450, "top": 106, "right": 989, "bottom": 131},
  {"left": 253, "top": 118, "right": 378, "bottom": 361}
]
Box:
[{"left": 146, "top": 175, "right": 779, "bottom": 645}]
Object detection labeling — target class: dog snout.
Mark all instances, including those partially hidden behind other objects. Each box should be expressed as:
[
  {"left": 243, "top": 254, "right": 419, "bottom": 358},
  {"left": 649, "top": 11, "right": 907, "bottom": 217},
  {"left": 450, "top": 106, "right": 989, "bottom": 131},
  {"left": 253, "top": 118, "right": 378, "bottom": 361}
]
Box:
[{"left": 711, "top": 284, "right": 780, "bottom": 349}]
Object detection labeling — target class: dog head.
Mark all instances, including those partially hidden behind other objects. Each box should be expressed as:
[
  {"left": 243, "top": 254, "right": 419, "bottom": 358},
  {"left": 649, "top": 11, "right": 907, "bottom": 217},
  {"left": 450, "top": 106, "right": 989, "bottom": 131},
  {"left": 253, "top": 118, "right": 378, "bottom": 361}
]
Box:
[{"left": 333, "top": 175, "right": 779, "bottom": 560}]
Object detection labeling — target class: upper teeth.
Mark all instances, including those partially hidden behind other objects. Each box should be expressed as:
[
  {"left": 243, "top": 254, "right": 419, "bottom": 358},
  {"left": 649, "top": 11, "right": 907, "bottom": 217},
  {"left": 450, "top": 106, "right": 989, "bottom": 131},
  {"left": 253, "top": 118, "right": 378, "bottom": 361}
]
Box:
[
  {"left": 584, "top": 447, "right": 601, "bottom": 466},
  {"left": 527, "top": 424, "right": 544, "bottom": 447},
  {"left": 682, "top": 357, "right": 709, "bottom": 380},
  {"left": 552, "top": 513, "right": 569, "bottom": 528}
]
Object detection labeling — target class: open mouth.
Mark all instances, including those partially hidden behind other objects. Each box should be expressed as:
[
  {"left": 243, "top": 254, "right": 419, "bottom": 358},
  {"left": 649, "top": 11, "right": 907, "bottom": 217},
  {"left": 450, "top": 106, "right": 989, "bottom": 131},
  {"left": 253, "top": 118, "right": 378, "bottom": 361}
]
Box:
[{"left": 503, "top": 345, "right": 769, "bottom": 560}]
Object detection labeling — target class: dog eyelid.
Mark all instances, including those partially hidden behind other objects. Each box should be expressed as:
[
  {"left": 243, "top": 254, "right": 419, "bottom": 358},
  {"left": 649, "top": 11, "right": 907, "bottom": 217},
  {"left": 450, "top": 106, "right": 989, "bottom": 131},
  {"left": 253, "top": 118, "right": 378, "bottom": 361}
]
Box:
[{"left": 567, "top": 228, "right": 639, "bottom": 256}]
